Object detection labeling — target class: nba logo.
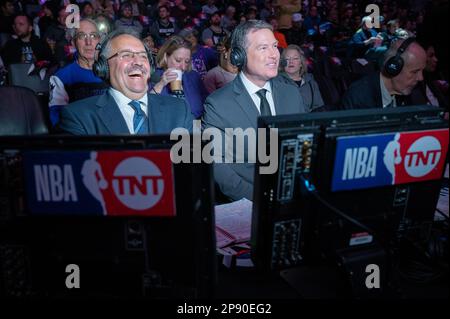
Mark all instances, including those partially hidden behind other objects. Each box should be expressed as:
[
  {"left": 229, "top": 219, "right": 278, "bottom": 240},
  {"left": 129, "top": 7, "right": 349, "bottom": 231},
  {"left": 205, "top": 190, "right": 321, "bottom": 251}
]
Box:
[{"left": 332, "top": 128, "right": 448, "bottom": 191}]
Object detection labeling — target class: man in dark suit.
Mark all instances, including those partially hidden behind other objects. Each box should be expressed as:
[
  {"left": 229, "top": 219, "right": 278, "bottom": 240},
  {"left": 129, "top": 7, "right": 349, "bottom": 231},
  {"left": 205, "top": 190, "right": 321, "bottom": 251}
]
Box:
[
  {"left": 202, "top": 20, "right": 307, "bottom": 201},
  {"left": 58, "top": 30, "right": 193, "bottom": 135},
  {"left": 342, "top": 38, "right": 427, "bottom": 110}
]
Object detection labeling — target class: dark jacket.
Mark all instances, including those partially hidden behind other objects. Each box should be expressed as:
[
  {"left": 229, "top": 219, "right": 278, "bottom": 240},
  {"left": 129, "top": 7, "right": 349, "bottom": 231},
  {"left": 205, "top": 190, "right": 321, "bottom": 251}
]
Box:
[
  {"left": 1, "top": 34, "right": 54, "bottom": 67},
  {"left": 342, "top": 72, "right": 412, "bottom": 110},
  {"left": 280, "top": 72, "right": 324, "bottom": 112},
  {"left": 58, "top": 90, "right": 194, "bottom": 135},
  {"left": 409, "top": 74, "right": 448, "bottom": 110},
  {"left": 202, "top": 75, "right": 307, "bottom": 201}
]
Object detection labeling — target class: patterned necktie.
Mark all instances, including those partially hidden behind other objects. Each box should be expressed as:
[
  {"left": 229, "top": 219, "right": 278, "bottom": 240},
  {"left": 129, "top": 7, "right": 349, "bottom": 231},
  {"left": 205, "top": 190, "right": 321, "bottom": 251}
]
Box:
[
  {"left": 129, "top": 100, "right": 148, "bottom": 134},
  {"left": 256, "top": 89, "right": 272, "bottom": 116}
]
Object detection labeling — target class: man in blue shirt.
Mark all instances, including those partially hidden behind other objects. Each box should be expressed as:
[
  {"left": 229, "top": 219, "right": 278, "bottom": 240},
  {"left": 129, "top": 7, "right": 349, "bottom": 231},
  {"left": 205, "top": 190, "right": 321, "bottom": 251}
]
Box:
[{"left": 48, "top": 18, "right": 107, "bottom": 126}]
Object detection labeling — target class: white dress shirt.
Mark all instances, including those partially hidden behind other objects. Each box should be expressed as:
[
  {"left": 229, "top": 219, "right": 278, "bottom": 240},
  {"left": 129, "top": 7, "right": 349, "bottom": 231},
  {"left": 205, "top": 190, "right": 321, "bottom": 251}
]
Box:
[
  {"left": 109, "top": 88, "right": 148, "bottom": 134},
  {"left": 240, "top": 72, "right": 276, "bottom": 115}
]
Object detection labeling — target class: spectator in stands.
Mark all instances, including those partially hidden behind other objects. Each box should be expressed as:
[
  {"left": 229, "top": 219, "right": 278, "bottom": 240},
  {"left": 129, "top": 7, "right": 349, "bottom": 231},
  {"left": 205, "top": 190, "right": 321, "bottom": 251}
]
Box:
[
  {"left": 349, "top": 16, "right": 382, "bottom": 59},
  {"left": 245, "top": 7, "right": 257, "bottom": 21},
  {"left": 43, "top": 6, "right": 71, "bottom": 67},
  {"left": 220, "top": 5, "right": 237, "bottom": 32},
  {"left": 142, "top": 32, "right": 158, "bottom": 58},
  {"left": 0, "top": 0, "right": 15, "bottom": 35},
  {"left": 149, "top": 4, "right": 178, "bottom": 47},
  {"left": 37, "top": 2, "right": 57, "bottom": 37},
  {"left": 202, "top": 0, "right": 218, "bottom": 17},
  {"left": 95, "top": 13, "right": 113, "bottom": 35},
  {"left": 58, "top": 30, "right": 193, "bottom": 135},
  {"left": 268, "top": 16, "right": 287, "bottom": 49},
  {"left": 129, "top": 0, "right": 146, "bottom": 18},
  {"left": 91, "top": 0, "right": 115, "bottom": 20},
  {"left": 366, "top": 19, "right": 400, "bottom": 68},
  {"left": 114, "top": 1, "right": 143, "bottom": 36},
  {"left": 342, "top": 38, "right": 427, "bottom": 109},
  {"left": 280, "top": 44, "right": 324, "bottom": 112},
  {"left": 272, "top": 0, "right": 301, "bottom": 34},
  {"left": 382, "top": 19, "right": 400, "bottom": 47},
  {"left": 81, "top": 1, "right": 95, "bottom": 19},
  {"left": 1, "top": 14, "right": 53, "bottom": 67},
  {"left": 180, "top": 27, "right": 218, "bottom": 80},
  {"left": 203, "top": 35, "right": 237, "bottom": 93},
  {"left": 285, "top": 13, "right": 305, "bottom": 46},
  {"left": 303, "top": 5, "right": 321, "bottom": 35},
  {"left": 260, "top": 0, "right": 275, "bottom": 23},
  {"left": 152, "top": 35, "right": 208, "bottom": 118},
  {"left": 48, "top": 18, "right": 108, "bottom": 126},
  {"left": 410, "top": 41, "right": 448, "bottom": 109},
  {"left": 171, "top": 0, "right": 194, "bottom": 28},
  {"left": 201, "top": 12, "right": 229, "bottom": 49}
]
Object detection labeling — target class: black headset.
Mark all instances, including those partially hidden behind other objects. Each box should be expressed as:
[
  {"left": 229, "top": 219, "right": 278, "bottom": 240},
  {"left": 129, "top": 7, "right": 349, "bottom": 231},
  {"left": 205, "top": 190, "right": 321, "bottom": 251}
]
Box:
[
  {"left": 383, "top": 37, "right": 416, "bottom": 78},
  {"left": 230, "top": 45, "right": 247, "bottom": 71},
  {"left": 93, "top": 32, "right": 155, "bottom": 82}
]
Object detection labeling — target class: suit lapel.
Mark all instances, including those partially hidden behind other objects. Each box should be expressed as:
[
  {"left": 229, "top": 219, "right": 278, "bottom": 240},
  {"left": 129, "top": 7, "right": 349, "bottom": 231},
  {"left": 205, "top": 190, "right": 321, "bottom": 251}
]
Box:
[
  {"left": 148, "top": 93, "right": 165, "bottom": 133},
  {"left": 96, "top": 91, "right": 130, "bottom": 134},
  {"left": 233, "top": 76, "right": 259, "bottom": 128}
]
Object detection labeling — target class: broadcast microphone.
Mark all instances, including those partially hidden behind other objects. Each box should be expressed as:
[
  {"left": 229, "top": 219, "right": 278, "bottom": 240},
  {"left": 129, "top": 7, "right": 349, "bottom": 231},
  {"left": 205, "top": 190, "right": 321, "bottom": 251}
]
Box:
[{"left": 280, "top": 59, "right": 288, "bottom": 67}]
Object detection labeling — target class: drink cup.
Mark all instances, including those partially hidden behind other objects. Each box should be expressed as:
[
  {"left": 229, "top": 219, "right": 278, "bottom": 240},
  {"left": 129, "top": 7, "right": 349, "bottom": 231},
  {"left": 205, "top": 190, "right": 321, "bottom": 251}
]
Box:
[{"left": 170, "top": 69, "right": 183, "bottom": 91}]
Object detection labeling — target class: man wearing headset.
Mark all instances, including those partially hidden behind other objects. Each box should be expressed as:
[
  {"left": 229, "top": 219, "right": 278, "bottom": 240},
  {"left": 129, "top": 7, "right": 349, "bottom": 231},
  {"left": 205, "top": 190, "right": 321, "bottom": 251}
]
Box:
[
  {"left": 342, "top": 37, "right": 427, "bottom": 109},
  {"left": 58, "top": 30, "right": 193, "bottom": 135},
  {"left": 202, "top": 20, "right": 307, "bottom": 202}
]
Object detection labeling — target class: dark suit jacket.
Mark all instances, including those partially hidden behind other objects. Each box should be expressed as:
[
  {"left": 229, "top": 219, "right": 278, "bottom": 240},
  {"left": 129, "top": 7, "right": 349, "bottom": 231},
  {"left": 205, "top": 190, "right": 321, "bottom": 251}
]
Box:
[
  {"left": 58, "top": 90, "right": 194, "bottom": 135},
  {"left": 342, "top": 72, "right": 412, "bottom": 110},
  {"left": 202, "top": 75, "right": 307, "bottom": 201}
]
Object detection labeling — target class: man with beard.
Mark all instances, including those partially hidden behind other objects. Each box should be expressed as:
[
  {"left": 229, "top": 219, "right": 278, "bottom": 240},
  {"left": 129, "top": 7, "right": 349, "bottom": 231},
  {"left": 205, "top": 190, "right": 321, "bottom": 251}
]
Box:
[
  {"left": 1, "top": 14, "right": 53, "bottom": 67},
  {"left": 58, "top": 30, "right": 193, "bottom": 135},
  {"left": 149, "top": 5, "right": 178, "bottom": 47},
  {"left": 48, "top": 19, "right": 108, "bottom": 126},
  {"left": 201, "top": 12, "right": 229, "bottom": 48}
]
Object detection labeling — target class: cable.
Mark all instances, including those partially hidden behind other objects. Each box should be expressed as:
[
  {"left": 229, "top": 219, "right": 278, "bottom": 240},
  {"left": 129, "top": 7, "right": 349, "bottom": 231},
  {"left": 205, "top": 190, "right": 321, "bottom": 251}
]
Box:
[{"left": 300, "top": 174, "right": 378, "bottom": 239}]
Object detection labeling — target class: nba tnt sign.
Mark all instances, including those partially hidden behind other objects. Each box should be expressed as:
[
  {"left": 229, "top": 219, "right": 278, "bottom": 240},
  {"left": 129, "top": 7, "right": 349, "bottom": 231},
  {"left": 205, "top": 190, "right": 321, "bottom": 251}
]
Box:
[
  {"left": 404, "top": 136, "right": 441, "bottom": 177},
  {"left": 99, "top": 151, "right": 176, "bottom": 217},
  {"left": 395, "top": 129, "right": 449, "bottom": 185}
]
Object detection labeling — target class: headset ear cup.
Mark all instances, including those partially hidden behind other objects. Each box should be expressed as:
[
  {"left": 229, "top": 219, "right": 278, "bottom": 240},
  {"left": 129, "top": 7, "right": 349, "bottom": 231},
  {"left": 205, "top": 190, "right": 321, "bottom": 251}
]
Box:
[
  {"left": 384, "top": 55, "right": 404, "bottom": 78},
  {"left": 93, "top": 57, "right": 109, "bottom": 81},
  {"left": 143, "top": 43, "right": 155, "bottom": 77},
  {"left": 383, "top": 37, "right": 415, "bottom": 78},
  {"left": 230, "top": 46, "right": 246, "bottom": 70}
]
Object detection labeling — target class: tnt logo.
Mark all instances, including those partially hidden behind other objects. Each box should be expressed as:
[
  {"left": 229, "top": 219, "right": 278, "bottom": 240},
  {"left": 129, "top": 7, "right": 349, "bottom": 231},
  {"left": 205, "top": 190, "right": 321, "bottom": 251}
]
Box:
[
  {"left": 404, "top": 136, "right": 441, "bottom": 178},
  {"left": 112, "top": 157, "right": 164, "bottom": 210}
]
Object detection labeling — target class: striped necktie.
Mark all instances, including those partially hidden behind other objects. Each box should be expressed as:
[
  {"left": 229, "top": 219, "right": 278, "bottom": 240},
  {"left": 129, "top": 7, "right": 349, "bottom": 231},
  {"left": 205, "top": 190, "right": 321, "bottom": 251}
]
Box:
[{"left": 129, "top": 100, "right": 149, "bottom": 134}]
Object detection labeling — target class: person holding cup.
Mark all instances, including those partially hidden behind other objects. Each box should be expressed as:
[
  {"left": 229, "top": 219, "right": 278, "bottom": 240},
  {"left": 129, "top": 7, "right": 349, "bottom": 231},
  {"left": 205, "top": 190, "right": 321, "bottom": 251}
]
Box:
[{"left": 151, "top": 35, "right": 208, "bottom": 119}]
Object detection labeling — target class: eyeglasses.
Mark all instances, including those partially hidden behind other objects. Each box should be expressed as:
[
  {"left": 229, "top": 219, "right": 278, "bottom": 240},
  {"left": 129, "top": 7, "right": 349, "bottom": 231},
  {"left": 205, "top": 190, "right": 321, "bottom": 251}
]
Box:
[
  {"left": 75, "top": 32, "right": 101, "bottom": 41},
  {"left": 107, "top": 50, "right": 149, "bottom": 62},
  {"left": 284, "top": 57, "right": 301, "bottom": 62}
]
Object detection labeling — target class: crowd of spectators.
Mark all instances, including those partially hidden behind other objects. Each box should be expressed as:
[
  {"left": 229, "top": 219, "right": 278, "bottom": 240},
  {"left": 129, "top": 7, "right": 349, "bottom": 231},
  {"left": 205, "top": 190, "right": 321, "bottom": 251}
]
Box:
[{"left": 0, "top": 0, "right": 448, "bottom": 123}]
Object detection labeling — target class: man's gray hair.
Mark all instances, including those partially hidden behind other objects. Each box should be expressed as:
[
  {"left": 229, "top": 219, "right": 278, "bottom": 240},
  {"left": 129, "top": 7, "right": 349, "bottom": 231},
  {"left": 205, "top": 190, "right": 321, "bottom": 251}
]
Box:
[
  {"left": 99, "top": 29, "right": 142, "bottom": 59},
  {"left": 231, "top": 20, "right": 273, "bottom": 51},
  {"left": 66, "top": 18, "right": 99, "bottom": 42},
  {"left": 382, "top": 37, "right": 414, "bottom": 67}
]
